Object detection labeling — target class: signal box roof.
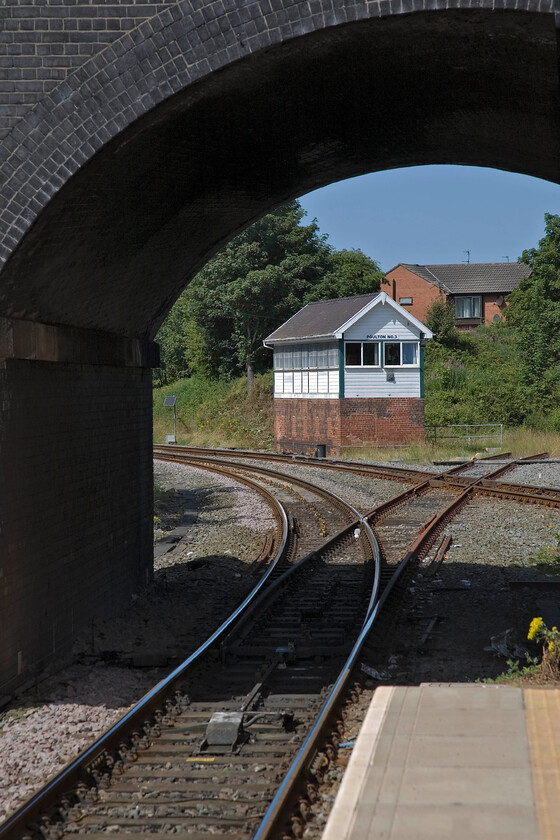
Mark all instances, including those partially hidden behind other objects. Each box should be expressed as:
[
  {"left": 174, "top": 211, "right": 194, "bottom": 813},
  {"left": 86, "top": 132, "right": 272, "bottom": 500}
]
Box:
[{"left": 264, "top": 292, "right": 432, "bottom": 344}]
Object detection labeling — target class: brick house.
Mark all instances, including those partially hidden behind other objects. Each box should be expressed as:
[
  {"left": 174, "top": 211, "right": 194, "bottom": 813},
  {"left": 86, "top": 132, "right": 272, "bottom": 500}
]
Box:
[
  {"left": 385, "top": 262, "right": 531, "bottom": 329},
  {"left": 263, "top": 292, "right": 433, "bottom": 455}
]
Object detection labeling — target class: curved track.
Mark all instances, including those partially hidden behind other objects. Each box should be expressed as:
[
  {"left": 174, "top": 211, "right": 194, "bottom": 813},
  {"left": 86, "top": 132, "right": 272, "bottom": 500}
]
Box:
[{"left": 3, "top": 448, "right": 560, "bottom": 839}]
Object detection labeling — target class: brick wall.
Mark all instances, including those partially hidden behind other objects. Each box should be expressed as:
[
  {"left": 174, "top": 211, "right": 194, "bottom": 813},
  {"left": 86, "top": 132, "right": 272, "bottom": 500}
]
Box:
[
  {"left": 339, "top": 397, "right": 426, "bottom": 448},
  {"left": 385, "top": 265, "right": 443, "bottom": 323},
  {"left": 274, "top": 397, "right": 425, "bottom": 454},
  {"left": 0, "top": 1, "right": 175, "bottom": 142},
  {"left": 483, "top": 293, "right": 508, "bottom": 324},
  {"left": 0, "top": 357, "right": 153, "bottom": 693}
]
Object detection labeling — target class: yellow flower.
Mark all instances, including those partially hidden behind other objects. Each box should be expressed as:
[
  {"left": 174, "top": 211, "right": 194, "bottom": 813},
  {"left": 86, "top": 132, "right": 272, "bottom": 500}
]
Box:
[
  {"left": 528, "top": 617, "right": 544, "bottom": 641},
  {"left": 549, "top": 641, "right": 555, "bottom": 654}
]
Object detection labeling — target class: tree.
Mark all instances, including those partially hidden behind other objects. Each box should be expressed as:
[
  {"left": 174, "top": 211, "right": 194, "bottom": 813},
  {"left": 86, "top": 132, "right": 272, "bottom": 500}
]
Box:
[
  {"left": 506, "top": 213, "right": 560, "bottom": 401},
  {"left": 425, "top": 297, "right": 460, "bottom": 346},
  {"left": 157, "top": 201, "right": 384, "bottom": 393},
  {"left": 305, "top": 248, "right": 384, "bottom": 302}
]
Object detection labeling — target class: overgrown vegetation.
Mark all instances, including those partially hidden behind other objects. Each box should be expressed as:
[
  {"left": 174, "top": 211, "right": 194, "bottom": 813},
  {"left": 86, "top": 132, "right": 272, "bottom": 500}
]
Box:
[
  {"left": 485, "top": 619, "right": 560, "bottom": 686},
  {"left": 423, "top": 212, "right": 560, "bottom": 430},
  {"left": 424, "top": 324, "right": 530, "bottom": 427},
  {"left": 155, "top": 209, "right": 560, "bottom": 441},
  {"left": 155, "top": 200, "right": 383, "bottom": 393},
  {"left": 154, "top": 372, "right": 274, "bottom": 448}
]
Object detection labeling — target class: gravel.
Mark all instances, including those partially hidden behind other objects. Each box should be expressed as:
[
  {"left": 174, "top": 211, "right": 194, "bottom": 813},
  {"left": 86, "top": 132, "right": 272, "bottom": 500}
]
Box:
[
  {"left": 3, "top": 455, "right": 560, "bottom": 824},
  {"left": 440, "top": 496, "right": 560, "bottom": 568},
  {"left": 229, "top": 458, "right": 406, "bottom": 514},
  {"left": 504, "top": 461, "right": 560, "bottom": 489},
  {"left": 0, "top": 460, "right": 277, "bottom": 822}
]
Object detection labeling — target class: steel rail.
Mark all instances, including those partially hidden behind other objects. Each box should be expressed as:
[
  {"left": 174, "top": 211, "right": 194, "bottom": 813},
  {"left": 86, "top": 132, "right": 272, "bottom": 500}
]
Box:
[
  {"left": 155, "top": 447, "right": 560, "bottom": 504},
  {"left": 156, "top": 450, "right": 383, "bottom": 630},
  {"left": 154, "top": 443, "right": 438, "bottom": 483},
  {"left": 252, "top": 458, "right": 518, "bottom": 839},
  {"left": 1, "top": 454, "right": 382, "bottom": 839},
  {"left": 6, "top": 450, "right": 553, "bottom": 837},
  {"left": 0, "top": 469, "right": 290, "bottom": 840}
]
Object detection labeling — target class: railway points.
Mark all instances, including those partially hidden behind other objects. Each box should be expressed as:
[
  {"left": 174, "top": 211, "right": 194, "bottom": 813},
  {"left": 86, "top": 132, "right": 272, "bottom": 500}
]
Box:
[{"left": 1, "top": 448, "right": 560, "bottom": 839}]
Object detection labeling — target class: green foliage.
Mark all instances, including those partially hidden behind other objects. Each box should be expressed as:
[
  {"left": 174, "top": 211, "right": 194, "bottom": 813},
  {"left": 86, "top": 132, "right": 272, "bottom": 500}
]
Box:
[
  {"left": 154, "top": 372, "right": 274, "bottom": 449},
  {"left": 481, "top": 657, "right": 540, "bottom": 685},
  {"left": 425, "top": 298, "right": 460, "bottom": 346},
  {"left": 424, "top": 214, "right": 560, "bottom": 430},
  {"left": 155, "top": 201, "right": 383, "bottom": 387},
  {"left": 424, "top": 324, "right": 530, "bottom": 427},
  {"left": 506, "top": 213, "right": 560, "bottom": 411},
  {"left": 305, "top": 248, "right": 384, "bottom": 302}
]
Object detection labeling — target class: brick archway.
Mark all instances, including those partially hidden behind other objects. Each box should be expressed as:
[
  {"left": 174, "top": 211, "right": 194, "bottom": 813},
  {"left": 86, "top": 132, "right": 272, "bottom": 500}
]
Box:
[
  {"left": 1, "top": 1, "right": 559, "bottom": 691},
  {"left": 0, "top": 2, "right": 557, "bottom": 338}
]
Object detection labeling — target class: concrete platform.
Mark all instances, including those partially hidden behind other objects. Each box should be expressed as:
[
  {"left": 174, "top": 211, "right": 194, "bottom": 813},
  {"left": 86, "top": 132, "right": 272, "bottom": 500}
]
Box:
[{"left": 323, "top": 683, "right": 560, "bottom": 840}]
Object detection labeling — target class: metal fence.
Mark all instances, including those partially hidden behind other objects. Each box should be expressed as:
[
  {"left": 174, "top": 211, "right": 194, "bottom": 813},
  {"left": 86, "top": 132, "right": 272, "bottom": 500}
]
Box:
[{"left": 425, "top": 423, "right": 503, "bottom": 447}]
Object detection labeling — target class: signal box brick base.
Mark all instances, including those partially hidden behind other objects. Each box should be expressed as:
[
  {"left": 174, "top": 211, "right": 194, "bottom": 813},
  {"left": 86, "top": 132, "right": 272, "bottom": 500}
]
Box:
[{"left": 274, "top": 398, "right": 426, "bottom": 454}]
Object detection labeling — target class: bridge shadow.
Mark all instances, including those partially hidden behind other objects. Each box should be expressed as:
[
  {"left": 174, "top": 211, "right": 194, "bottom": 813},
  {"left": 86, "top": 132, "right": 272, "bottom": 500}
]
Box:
[{"left": 368, "top": 559, "right": 560, "bottom": 685}]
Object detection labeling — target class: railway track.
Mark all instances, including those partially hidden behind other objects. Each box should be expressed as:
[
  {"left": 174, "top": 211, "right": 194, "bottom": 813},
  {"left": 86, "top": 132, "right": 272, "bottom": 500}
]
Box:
[
  {"left": 3, "top": 449, "right": 560, "bottom": 839},
  {"left": 156, "top": 445, "right": 560, "bottom": 511}
]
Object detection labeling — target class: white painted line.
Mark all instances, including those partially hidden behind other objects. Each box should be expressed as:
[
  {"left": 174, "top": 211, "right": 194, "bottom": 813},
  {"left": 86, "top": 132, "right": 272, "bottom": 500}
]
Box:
[{"left": 322, "top": 686, "right": 395, "bottom": 840}]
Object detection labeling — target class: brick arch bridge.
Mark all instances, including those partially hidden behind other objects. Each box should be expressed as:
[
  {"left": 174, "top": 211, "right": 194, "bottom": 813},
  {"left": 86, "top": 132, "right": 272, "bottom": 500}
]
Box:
[{"left": 1, "top": 0, "right": 558, "bottom": 691}]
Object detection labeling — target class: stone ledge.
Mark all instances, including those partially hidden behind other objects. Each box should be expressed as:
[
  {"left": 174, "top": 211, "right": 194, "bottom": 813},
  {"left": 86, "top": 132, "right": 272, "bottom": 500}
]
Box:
[{"left": 0, "top": 316, "right": 159, "bottom": 368}]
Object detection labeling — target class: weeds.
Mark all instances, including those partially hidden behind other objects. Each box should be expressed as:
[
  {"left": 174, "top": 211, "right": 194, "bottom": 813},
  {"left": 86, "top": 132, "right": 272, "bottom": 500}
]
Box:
[
  {"left": 484, "top": 619, "right": 560, "bottom": 685},
  {"left": 526, "top": 618, "right": 560, "bottom": 682},
  {"left": 481, "top": 657, "right": 540, "bottom": 685}
]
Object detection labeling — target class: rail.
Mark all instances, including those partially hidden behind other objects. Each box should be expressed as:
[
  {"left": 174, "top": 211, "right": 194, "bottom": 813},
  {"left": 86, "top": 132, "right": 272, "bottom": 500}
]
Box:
[
  {"left": 0, "top": 470, "right": 290, "bottom": 840},
  {"left": 252, "top": 455, "right": 525, "bottom": 838}
]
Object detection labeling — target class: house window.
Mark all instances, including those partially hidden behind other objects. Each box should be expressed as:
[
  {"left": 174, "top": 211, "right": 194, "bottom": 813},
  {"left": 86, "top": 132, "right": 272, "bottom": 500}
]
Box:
[
  {"left": 345, "top": 342, "right": 380, "bottom": 366},
  {"left": 399, "top": 297, "right": 413, "bottom": 305},
  {"left": 274, "top": 342, "right": 339, "bottom": 394},
  {"left": 454, "top": 296, "right": 481, "bottom": 319},
  {"left": 384, "top": 342, "right": 419, "bottom": 367},
  {"left": 345, "top": 342, "right": 361, "bottom": 366}
]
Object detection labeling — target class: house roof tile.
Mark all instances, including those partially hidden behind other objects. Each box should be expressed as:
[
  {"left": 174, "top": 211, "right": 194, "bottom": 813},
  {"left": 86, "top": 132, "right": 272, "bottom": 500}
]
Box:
[{"left": 400, "top": 262, "right": 531, "bottom": 294}]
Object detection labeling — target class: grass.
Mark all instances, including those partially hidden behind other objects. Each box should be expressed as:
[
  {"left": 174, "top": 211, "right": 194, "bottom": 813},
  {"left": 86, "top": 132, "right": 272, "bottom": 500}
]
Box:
[
  {"left": 338, "top": 427, "right": 560, "bottom": 463},
  {"left": 153, "top": 372, "right": 274, "bottom": 449},
  {"left": 153, "top": 373, "right": 560, "bottom": 460}
]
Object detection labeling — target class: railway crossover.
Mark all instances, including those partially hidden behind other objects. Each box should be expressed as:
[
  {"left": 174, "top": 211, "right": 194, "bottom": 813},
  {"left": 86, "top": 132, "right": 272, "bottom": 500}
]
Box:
[{"left": 2, "top": 448, "right": 560, "bottom": 839}]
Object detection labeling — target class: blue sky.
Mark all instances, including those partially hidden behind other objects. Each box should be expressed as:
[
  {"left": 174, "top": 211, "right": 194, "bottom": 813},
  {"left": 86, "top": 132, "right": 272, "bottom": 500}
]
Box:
[{"left": 299, "top": 165, "right": 560, "bottom": 273}]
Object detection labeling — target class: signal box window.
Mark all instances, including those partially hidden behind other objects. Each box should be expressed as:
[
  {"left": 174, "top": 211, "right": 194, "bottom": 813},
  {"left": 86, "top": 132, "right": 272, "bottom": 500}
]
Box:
[
  {"left": 384, "top": 342, "right": 401, "bottom": 366},
  {"left": 345, "top": 342, "right": 379, "bottom": 366}
]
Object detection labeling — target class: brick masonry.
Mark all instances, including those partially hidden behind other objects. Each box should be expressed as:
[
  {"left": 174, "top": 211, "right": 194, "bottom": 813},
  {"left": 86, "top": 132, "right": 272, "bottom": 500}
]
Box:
[
  {"left": 483, "top": 292, "right": 508, "bottom": 324},
  {"left": 386, "top": 264, "right": 444, "bottom": 324},
  {"left": 0, "top": 0, "right": 557, "bottom": 688},
  {"left": 274, "top": 397, "right": 426, "bottom": 454},
  {"left": 0, "top": 356, "right": 154, "bottom": 693},
  {"left": 0, "top": 2, "right": 557, "bottom": 337},
  {"left": 386, "top": 266, "right": 512, "bottom": 326},
  {"left": 0, "top": 2, "right": 176, "bottom": 143}
]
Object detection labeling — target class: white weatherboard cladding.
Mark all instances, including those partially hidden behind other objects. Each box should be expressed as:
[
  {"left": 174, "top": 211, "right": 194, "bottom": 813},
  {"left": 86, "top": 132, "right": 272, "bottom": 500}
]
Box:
[
  {"left": 274, "top": 368, "right": 339, "bottom": 398},
  {"left": 343, "top": 306, "right": 420, "bottom": 341},
  {"left": 345, "top": 368, "right": 421, "bottom": 398}
]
